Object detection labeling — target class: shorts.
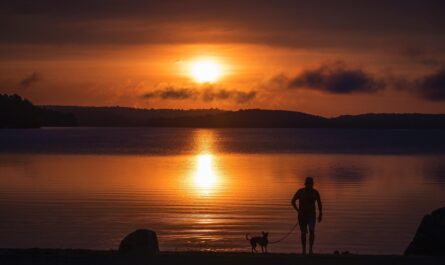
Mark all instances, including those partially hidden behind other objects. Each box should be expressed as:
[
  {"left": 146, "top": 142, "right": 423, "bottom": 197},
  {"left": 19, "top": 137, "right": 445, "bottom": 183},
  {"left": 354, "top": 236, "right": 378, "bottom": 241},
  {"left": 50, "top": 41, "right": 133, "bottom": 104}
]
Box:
[{"left": 298, "top": 213, "right": 316, "bottom": 234}]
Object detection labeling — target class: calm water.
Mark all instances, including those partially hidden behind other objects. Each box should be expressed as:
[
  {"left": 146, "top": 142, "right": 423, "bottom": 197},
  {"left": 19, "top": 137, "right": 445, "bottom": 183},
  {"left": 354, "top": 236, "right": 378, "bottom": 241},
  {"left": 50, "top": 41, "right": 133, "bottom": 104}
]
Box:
[{"left": 0, "top": 128, "right": 445, "bottom": 254}]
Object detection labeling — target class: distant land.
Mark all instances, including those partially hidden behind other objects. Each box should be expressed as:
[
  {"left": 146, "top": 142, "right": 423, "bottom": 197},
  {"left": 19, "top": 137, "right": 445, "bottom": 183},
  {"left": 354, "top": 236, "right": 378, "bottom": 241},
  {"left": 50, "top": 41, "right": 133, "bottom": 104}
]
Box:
[
  {"left": 45, "top": 106, "right": 445, "bottom": 129},
  {"left": 2, "top": 94, "right": 445, "bottom": 128},
  {"left": 1, "top": 94, "right": 76, "bottom": 128}
]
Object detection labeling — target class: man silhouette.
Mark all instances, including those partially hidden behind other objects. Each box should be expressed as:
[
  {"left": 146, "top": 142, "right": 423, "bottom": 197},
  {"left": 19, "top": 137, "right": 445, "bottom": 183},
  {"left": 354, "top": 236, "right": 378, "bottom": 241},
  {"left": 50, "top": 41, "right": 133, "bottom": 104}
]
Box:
[{"left": 291, "top": 176, "right": 322, "bottom": 255}]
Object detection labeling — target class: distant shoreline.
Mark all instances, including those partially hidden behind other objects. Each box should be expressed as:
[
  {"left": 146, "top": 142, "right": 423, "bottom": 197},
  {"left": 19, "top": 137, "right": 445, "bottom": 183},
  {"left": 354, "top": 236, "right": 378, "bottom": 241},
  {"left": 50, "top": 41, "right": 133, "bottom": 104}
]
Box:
[
  {"left": 3, "top": 94, "right": 445, "bottom": 129},
  {"left": 44, "top": 106, "right": 445, "bottom": 129},
  {"left": 1, "top": 249, "right": 443, "bottom": 265}
]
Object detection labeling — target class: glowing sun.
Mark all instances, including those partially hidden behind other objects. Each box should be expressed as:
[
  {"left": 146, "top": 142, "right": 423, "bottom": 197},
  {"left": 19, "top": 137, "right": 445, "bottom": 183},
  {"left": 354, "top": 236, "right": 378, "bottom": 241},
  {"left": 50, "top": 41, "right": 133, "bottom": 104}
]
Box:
[{"left": 190, "top": 60, "right": 221, "bottom": 83}]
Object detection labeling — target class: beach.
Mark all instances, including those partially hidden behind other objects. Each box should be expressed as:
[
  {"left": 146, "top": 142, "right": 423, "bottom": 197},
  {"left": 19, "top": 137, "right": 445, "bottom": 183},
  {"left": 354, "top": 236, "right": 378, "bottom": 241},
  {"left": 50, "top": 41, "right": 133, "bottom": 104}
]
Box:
[{"left": 1, "top": 250, "right": 444, "bottom": 265}]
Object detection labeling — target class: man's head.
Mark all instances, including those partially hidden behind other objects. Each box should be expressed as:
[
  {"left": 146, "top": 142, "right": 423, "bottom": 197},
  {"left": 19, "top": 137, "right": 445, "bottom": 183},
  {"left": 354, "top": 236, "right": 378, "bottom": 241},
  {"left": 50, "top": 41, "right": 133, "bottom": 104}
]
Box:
[{"left": 305, "top": 176, "right": 314, "bottom": 189}]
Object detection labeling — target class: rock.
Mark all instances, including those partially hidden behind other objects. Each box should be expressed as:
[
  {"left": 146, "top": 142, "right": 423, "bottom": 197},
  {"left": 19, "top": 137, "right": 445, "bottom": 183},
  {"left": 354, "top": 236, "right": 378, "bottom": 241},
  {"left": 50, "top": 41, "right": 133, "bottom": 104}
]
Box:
[
  {"left": 404, "top": 207, "right": 445, "bottom": 256},
  {"left": 119, "top": 229, "right": 159, "bottom": 255}
]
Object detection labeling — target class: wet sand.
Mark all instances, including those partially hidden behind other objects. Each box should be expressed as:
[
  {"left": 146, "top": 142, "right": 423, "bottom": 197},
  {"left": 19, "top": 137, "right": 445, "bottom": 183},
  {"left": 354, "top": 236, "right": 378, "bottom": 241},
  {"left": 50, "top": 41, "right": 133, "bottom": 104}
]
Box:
[{"left": 1, "top": 249, "right": 444, "bottom": 265}]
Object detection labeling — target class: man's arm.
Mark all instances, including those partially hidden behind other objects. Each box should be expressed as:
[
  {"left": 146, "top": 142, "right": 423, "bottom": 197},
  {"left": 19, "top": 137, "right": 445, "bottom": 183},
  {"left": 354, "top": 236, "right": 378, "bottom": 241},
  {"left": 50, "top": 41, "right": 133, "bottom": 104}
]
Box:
[
  {"left": 317, "top": 191, "right": 323, "bottom": 222},
  {"left": 291, "top": 192, "right": 300, "bottom": 213}
]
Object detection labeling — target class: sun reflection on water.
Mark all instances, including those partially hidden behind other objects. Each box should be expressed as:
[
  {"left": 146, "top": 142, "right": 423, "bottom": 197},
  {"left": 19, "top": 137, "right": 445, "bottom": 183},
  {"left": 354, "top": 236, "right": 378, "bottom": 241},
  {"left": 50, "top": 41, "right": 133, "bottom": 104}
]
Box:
[
  {"left": 189, "top": 130, "right": 222, "bottom": 195},
  {"left": 192, "top": 153, "right": 219, "bottom": 195},
  {"left": 195, "top": 154, "right": 217, "bottom": 188}
]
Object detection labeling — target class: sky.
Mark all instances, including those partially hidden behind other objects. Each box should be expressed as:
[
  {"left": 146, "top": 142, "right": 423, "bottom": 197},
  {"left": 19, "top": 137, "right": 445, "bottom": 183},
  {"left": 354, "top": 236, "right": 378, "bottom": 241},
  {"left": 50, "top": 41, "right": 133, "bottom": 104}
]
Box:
[{"left": 1, "top": 0, "right": 445, "bottom": 116}]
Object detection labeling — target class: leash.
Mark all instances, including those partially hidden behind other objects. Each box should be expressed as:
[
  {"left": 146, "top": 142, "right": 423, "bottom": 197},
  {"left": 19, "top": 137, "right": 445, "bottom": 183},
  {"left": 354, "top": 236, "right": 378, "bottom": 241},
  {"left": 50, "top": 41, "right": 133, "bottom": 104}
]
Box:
[{"left": 269, "top": 222, "right": 299, "bottom": 244}]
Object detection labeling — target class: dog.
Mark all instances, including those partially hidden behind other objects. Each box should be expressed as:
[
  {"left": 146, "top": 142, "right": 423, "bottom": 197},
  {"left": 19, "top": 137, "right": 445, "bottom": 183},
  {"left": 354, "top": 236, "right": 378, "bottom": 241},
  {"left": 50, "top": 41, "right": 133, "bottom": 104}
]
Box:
[{"left": 246, "top": 231, "right": 269, "bottom": 253}]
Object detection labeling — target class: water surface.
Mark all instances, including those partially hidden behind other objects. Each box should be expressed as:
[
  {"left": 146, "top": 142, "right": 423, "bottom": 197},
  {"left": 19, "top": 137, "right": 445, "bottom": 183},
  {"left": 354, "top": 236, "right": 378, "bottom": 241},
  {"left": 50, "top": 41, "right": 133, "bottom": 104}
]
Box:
[{"left": 0, "top": 128, "right": 444, "bottom": 254}]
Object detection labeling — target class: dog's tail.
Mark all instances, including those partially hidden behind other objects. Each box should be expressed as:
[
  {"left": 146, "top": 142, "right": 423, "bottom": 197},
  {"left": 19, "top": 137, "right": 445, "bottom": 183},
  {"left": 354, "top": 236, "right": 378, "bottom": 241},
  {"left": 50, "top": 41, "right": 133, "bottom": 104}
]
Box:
[{"left": 245, "top": 233, "right": 250, "bottom": 240}]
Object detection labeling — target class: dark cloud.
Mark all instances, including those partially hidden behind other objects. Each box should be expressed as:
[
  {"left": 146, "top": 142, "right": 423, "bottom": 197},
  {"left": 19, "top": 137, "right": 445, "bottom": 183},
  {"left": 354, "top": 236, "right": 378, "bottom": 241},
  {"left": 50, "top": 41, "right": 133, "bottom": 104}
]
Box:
[
  {"left": 142, "top": 86, "right": 256, "bottom": 103},
  {"left": 288, "top": 63, "right": 385, "bottom": 94},
  {"left": 0, "top": 1, "right": 444, "bottom": 49},
  {"left": 416, "top": 69, "right": 445, "bottom": 101},
  {"left": 19, "top": 72, "right": 40, "bottom": 89},
  {"left": 234, "top": 91, "right": 257, "bottom": 103},
  {"left": 202, "top": 89, "right": 256, "bottom": 103},
  {"left": 142, "top": 62, "right": 445, "bottom": 101},
  {"left": 142, "top": 87, "right": 197, "bottom": 100},
  {"left": 385, "top": 68, "right": 445, "bottom": 101}
]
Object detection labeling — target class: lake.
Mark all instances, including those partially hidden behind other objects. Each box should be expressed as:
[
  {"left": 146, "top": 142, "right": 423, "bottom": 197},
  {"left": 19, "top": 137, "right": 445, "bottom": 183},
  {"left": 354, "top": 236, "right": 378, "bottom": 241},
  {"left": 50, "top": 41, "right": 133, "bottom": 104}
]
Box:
[{"left": 0, "top": 128, "right": 444, "bottom": 254}]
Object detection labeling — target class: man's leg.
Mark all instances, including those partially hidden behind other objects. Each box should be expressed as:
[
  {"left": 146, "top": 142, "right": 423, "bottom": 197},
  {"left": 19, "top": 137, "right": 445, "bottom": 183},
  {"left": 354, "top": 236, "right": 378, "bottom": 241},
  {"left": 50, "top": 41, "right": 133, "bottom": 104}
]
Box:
[
  {"left": 298, "top": 215, "right": 307, "bottom": 254},
  {"left": 309, "top": 231, "right": 314, "bottom": 254},
  {"left": 308, "top": 216, "right": 316, "bottom": 254},
  {"left": 301, "top": 231, "right": 306, "bottom": 254}
]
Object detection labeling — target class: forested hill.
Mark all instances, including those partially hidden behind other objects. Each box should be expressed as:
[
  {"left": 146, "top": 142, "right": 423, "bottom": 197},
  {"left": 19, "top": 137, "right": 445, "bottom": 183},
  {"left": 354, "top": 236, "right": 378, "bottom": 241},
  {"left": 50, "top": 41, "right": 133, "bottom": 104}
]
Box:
[
  {"left": 48, "top": 105, "right": 445, "bottom": 129},
  {"left": 0, "top": 94, "right": 76, "bottom": 128},
  {"left": 2, "top": 94, "right": 445, "bottom": 128}
]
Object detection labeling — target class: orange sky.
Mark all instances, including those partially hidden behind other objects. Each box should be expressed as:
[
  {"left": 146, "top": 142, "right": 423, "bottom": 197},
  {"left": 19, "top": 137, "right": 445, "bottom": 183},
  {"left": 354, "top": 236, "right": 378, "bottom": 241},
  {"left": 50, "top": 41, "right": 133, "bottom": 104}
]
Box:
[{"left": 1, "top": 1, "right": 445, "bottom": 116}]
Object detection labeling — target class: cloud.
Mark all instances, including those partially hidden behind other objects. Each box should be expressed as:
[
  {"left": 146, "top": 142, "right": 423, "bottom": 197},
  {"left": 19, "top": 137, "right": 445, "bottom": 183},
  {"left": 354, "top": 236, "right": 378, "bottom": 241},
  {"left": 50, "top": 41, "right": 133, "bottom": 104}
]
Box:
[
  {"left": 386, "top": 68, "right": 445, "bottom": 101},
  {"left": 142, "top": 86, "right": 197, "bottom": 100},
  {"left": 142, "top": 85, "right": 256, "bottom": 103},
  {"left": 19, "top": 72, "right": 40, "bottom": 89},
  {"left": 138, "top": 64, "right": 440, "bottom": 103},
  {"left": 202, "top": 89, "right": 256, "bottom": 103},
  {"left": 416, "top": 69, "right": 445, "bottom": 101},
  {"left": 1, "top": 1, "right": 444, "bottom": 50},
  {"left": 288, "top": 63, "right": 385, "bottom": 94}
]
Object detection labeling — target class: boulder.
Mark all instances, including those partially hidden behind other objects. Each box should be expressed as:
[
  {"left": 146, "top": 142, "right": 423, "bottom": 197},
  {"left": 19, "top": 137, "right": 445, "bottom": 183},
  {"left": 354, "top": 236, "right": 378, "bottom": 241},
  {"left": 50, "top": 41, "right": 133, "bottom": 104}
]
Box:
[
  {"left": 404, "top": 207, "right": 445, "bottom": 255},
  {"left": 119, "top": 229, "right": 159, "bottom": 255}
]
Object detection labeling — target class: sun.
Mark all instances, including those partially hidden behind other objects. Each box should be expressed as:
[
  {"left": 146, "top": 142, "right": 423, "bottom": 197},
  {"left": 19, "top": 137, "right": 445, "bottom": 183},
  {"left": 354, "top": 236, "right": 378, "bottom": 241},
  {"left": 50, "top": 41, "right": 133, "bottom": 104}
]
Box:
[{"left": 190, "top": 60, "right": 221, "bottom": 83}]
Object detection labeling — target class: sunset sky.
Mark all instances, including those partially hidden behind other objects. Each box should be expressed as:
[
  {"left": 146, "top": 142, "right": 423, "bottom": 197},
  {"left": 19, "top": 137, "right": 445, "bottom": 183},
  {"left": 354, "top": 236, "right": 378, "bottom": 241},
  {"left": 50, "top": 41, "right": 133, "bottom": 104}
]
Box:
[{"left": 1, "top": 0, "right": 445, "bottom": 116}]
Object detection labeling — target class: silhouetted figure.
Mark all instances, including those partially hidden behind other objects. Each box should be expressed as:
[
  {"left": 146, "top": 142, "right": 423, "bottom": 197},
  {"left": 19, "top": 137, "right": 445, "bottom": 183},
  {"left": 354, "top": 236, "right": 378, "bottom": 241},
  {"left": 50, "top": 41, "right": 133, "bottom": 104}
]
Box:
[{"left": 291, "top": 176, "right": 323, "bottom": 255}]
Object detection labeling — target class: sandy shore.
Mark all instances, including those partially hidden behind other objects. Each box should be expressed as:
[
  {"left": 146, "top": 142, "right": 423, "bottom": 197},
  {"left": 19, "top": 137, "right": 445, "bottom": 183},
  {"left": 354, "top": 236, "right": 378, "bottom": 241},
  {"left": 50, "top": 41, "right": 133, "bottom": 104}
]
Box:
[{"left": 1, "top": 249, "right": 444, "bottom": 265}]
